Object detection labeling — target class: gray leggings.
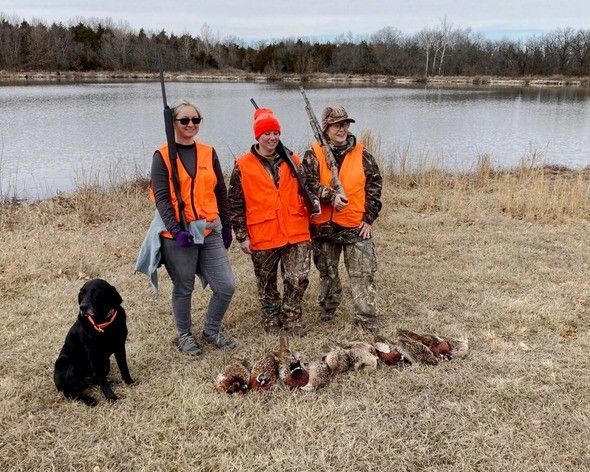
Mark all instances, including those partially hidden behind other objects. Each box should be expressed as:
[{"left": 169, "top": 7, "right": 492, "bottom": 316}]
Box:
[{"left": 161, "top": 233, "right": 236, "bottom": 336}]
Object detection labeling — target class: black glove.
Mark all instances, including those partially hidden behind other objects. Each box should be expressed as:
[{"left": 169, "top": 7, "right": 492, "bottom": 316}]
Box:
[{"left": 221, "top": 226, "right": 233, "bottom": 249}]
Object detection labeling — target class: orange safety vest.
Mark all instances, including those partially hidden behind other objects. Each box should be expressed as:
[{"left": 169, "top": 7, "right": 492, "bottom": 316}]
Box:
[
  {"left": 150, "top": 141, "right": 219, "bottom": 239},
  {"left": 236, "top": 152, "right": 310, "bottom": 250},
  {"left": 310, "top": 142, "right": 366, "bottom": 228}
]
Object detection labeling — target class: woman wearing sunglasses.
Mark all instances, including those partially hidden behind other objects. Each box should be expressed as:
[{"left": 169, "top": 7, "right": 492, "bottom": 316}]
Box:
[{"left": 150, "top": 99, "right": 236, "bottom": 356}]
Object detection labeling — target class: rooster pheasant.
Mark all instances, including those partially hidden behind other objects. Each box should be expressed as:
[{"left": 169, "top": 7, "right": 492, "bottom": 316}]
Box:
[
  {"left": 249, "top": 352, "right": 279, "bottom": 391},
  {"left": 396, "top": 328, "right": 469, "bottom": 364},
  {"left": 373, "top": 335, "right": 406, "bottom": 366},
  {"left": 276, "top": 336, "right": 309, "bottom": 389},
  {"left": 397, "top": 328, "right": 452, "bottom": 360},
  {"left": 215, "top": 359, "right": 251, "bottom": 395}
]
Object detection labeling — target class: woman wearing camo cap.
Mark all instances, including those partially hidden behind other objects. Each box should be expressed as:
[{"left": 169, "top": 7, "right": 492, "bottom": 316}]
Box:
[{"left": 302, "top": 105, "right": 383, "bottom": 333}]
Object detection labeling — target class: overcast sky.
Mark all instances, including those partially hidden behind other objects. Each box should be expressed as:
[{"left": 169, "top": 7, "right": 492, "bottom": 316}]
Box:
[{"left": 1, "top": 0, "right": 588, "bottom": 41}]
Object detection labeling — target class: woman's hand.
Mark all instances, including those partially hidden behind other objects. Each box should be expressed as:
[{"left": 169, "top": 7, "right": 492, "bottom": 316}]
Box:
[
  {"left": 174, "top": 230, "right": 195, "bottom": 247},
  {"left": 358, "top": 221, "right": 373, "bottom": 239},
  {"left": 240, "top": 238, "right": 253, "bottom": 254},
  {"left": 333, "top": 193, "right": 348, "bottom": 211}
]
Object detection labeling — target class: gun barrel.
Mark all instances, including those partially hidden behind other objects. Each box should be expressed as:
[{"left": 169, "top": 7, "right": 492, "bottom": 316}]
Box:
[
  {"left": 158, "top": 60, "right": 187, "bottom": 230},
  {"left": 299, "top": 87, "right": 347, "bottom": 199}
]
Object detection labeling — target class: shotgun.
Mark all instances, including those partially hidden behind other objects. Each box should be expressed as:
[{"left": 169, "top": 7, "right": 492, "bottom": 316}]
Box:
[
  {"left": 158, "top": 62, "right": 187, "bottom": 231},
  {"left": 299, "top": 86, "right": 347, "bottom": 202},
  {"left": 249, "top": 98, "right": 320, "bottom": 216}
]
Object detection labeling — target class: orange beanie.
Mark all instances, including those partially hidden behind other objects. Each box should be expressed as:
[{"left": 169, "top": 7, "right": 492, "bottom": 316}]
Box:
[{"left": 253, "top": 107, "right": 281, "bottom": 139}]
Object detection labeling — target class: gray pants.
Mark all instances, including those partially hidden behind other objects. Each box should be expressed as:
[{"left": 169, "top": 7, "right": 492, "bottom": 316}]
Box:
[{"left": 161, "top": 233, "right": 236, "bottom": 336}]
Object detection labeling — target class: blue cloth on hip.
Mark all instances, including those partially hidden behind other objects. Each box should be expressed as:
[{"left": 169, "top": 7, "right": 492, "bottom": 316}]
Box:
[{"left": 134, "top": 210, "right": 219, "bottom": 295}]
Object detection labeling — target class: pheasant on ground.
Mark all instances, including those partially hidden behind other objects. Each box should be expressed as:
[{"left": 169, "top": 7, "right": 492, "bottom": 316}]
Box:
[
  {"left": 276, "top": 335, "right": 310, "bottom": 389},
  {"left": 340, "top": 341, "right": 379, "bottom": 372},
  {"left": 301, "top": 360, "right": 332, "bottom": 391},
  {"left": 249, "top": 352, "right": 279, "bottom": 391},
  {"left": 373, "top": 334, "right": 406, "bottom": 366},
  {"left": 397, "top": 328, "right": 452, "bottom": 360},
  {"left": 215, "top": 359, "right": 251, "bottom": 395}
]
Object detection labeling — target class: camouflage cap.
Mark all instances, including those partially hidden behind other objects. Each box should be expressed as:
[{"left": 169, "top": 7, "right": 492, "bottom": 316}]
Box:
[{"left": 321, "top": 106, "right": 355, "bottom": 132}]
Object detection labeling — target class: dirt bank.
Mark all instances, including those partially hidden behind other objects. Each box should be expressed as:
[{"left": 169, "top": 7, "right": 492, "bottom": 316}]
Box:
[{"left": 1, "top": 69, "right": 588, "bottom": 88}]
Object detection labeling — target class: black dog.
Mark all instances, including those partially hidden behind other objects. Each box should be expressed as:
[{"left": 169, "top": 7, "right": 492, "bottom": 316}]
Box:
[{"left": 54, "top": 278, "right": 134, "bottom": 406}]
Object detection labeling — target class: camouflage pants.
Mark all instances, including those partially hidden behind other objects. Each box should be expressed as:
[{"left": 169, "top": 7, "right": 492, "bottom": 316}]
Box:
[
  {"left": 250, "top": 242, "right": 311, "bottom": 329},
  {"left": 312, "top": 238, "right": 378, "bottom": 324}
]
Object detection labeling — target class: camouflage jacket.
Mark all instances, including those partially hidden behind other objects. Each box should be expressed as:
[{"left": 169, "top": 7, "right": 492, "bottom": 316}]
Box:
[{"left": 302, "top": 134, "right": 383, "bottom": 225}]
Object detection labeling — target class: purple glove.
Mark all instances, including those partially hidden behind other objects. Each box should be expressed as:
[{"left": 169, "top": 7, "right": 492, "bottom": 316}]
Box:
[
  {"left": 174, "top": 230, "right": 194, "bottom": 248},
  {"left": 222, "top": 226, "right": 233, "bottom": 249}
]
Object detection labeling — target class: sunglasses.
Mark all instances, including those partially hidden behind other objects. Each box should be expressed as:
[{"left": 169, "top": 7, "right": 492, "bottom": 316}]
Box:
[
  {"left": 175, "top": 117, "right": 202, "bottom": 125},
  {"left": 330, "top": 122, "right": 350, "bottom": 130}
]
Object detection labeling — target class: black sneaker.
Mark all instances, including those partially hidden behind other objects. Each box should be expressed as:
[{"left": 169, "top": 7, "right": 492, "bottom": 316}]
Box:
[
  {"left": 178, "top": 332, "right": 202, "bottom": 356},
  {"left": 203, "top": 331, "right": 237, "bottom": 349}
]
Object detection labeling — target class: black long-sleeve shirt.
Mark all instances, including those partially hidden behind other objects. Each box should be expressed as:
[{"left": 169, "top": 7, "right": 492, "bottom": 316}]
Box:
[{"left": 150, "top": 142, "right": 231, "bottom": 237}]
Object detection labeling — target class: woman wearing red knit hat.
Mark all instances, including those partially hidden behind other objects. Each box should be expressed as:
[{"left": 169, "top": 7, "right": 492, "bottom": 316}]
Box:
[{"left": 228, "top": 107, "right": 311, "bottom": 336}]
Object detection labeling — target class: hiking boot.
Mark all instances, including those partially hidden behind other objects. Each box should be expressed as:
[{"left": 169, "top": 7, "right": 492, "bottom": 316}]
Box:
[
  {"left": 178, "top": 332, "right": 202, "bottom": 356},
  {"left": 283, "top": 321, "right": 308, "bottom": 338},
  {"left": 203, "top": 331, "right": 237, "bottom": 349},
  {"left": 355, "top": 319, "right": 380, "bottom": 335},
  {"left": 320, "top": 309, "right": 336, "bottom": 322},
  {"left": 264, "top": 324, "right": 283, "bottom": 335},
  {"left": 263, "top": 317, "right": 282, "bottom": 335}
]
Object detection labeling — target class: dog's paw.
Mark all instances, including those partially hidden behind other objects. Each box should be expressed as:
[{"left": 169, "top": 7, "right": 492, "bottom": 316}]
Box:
[
  {"left": 123, "top": 376, "right": 135, "bottom": 386},
  {"left": 105, "top": 393, "right": 119, "bottom": 402},
  {"left": 81, "top": 395, "right": 98, "bottom": 407},
  {"left": 102, "top": 387, "right": 118, "bottom": 402}
]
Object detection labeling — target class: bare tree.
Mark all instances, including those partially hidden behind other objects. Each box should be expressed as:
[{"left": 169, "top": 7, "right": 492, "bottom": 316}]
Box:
[
  {"left": 436, "top": 17, "right": 455, "bottom": 75},
  {"left": 200, "top": 23, "right": 217, "bottom": 56},
  {"left": 416, "top": 27, "right": 437, "bottom": 77},
  {"left": 571, "top": 29, "right": 590, "bottom": 75},
  {"left": 544, "top": 27, "right": 576, "bottom": 74},
  {"left": 371, "top": 26, "right": 403, "bottom": 73}
]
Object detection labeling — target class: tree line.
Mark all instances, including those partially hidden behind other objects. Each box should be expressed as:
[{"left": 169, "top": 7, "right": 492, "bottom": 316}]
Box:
[{"left": 1, "top": 14, "right": 588, "bottom": 77}]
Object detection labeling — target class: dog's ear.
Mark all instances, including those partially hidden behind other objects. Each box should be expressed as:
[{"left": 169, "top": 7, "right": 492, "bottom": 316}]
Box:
[
  {"left": 78, "top": 284, "right": 87, "bottom": 305},
  {"left": 108, "top": 284, "right": 123, "bottom": 306}
]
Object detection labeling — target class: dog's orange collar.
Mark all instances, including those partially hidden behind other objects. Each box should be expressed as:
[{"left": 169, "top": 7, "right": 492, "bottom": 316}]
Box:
[{"left": 87, "top": 308, "right": 118, "bottom": 333}]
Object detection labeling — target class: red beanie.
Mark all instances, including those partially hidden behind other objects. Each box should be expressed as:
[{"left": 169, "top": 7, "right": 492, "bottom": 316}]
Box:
[{"left": 253, "top": 107, "right": 281, "bottom": 139}]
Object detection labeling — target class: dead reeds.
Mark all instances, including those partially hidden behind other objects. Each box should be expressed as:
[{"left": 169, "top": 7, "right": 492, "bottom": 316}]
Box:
[
  {"left": 2, "top": 150, "right": 590, "bottom": 470},
  {"left": 359, "top": 130, "right": 590, "bottom": 222}
]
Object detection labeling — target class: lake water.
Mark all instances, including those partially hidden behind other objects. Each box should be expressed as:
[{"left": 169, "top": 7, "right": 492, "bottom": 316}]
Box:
[{"left": 1, "top": 81, "right": 589, "bottom": 200}]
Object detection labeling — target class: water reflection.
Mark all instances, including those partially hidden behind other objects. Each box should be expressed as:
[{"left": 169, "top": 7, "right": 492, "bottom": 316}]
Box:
[{"left": 0, "top": 82, "right": 588, "bottom": 199}]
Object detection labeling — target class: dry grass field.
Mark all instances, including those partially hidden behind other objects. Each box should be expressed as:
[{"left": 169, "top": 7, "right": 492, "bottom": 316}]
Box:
[{"left": 1, "top": 159, "right": 590, "bottom": 471}]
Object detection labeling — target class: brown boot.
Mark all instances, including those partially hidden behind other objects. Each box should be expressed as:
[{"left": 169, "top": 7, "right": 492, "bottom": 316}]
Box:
[
  {"left": 263, "top": 316, "right": 282, "bottom": 335},
  {"left": 355, "top": 319, "right": 380, "bottom": 335},
  {"left": 282, "top": 320, "right": 308, "bottom": 338}
]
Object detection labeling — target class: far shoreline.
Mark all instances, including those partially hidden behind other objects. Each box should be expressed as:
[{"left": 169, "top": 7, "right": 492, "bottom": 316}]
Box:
[{"left": 1, "top": 70, "right": 589, "bottom": 88}]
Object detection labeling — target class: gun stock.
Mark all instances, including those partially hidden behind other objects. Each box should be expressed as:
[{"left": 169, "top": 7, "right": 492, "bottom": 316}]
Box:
[
  {"left": 299, "top": 87, "right": 347, "bottom": 201},
  {"left": 249, "top": 98, "right": 320, "bottom": 217}
]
